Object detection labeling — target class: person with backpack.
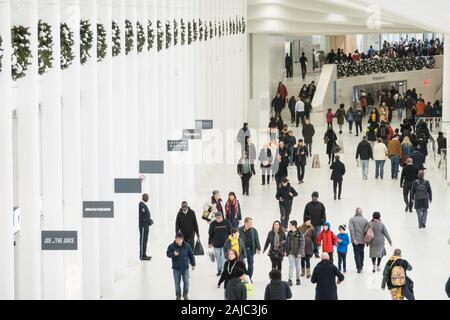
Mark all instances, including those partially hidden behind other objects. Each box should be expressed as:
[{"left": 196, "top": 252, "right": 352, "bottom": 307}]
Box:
[
  {"left": 411, "top": 171, "right": 432, "bottom": 229},
  {"left": 264, "top": 269, "right": 292, "bottom": 300},
  {"left": 286, "top": 220, "right": 305, "bottom": 286},
  {"left": 316, "top": 221, "right": 339, "bottom": 263},
  {"left": 275, "top": 178, "right": 298, "bottom": 230},
  {"left": 364, "top": 212, "right": 392, "bottom": 273},
  {"left": 382, "top": 249, "right": 413, "bottom": 300}
]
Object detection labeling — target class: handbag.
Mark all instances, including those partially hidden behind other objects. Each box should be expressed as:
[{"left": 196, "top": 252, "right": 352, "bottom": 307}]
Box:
[
  {"left": 193, "top": 239, "right": 204, "bottom": 256},
  {"left": 331, "top": 143, "right": 341, "bottom": 154},
  {"left": 364, "top": 223, "right": 374, "bottom": 244},
  {"left": 208, "top": 250, "right": 216, "bottom": 263},
  {"left": 202, "top": 207, "right": 214, "bottom": 222},
  {"left": 404, "top": 276, "right": 415, "bottom": 300},
  {"left": 312, "top": 154, "right": 321, "bottom": 169},
  {"left": 149, "top": 219, "right": 154, "bottom": 226}
]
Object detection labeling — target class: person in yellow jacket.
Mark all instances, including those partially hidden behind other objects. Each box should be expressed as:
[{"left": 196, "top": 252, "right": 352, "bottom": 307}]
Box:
[{"left": 224, "top": 228, "right": 248, "bottom": 261}]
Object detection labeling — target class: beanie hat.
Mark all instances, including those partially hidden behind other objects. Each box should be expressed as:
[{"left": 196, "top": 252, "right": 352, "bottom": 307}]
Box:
[
  {"left": 176, "top": 232, "right": 184, "bottom": 239},
  {"left": 339, "top": 224, "right": 346, "bottom": 231},
  {"left": 304, "top": 216, "right": 311, "bottom": 223}
]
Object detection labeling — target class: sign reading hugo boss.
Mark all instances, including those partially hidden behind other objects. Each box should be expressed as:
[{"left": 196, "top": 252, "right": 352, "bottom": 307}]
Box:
[
  {"left": 83, "top": 201, "right": 114, "bottom": 218},
  {"left": 195, "top": 120, "right": 213, "bottom": 130},
  {"left": 41, "top": 231, "right": 78, "bottom": 251},
  {"left": 167, "top": 140, "right": 189, "bottom": 152},
  {"left": 183, "top": 129, "right": 202, "bottom": 140}
]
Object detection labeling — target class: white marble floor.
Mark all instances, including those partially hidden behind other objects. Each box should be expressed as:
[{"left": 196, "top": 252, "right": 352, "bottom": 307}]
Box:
[{"left": 104, "top": 117, "right": 450, "bottom": 300}]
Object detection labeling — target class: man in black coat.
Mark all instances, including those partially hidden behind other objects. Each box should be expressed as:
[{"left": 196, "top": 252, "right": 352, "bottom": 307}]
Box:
[
  {"left": 411, "top": 171, "right": 432, "bottom": 229},
  {"left": 175, "top": 201, "right": 200, "bottom": 249},
  {"left": 303, "top": 192, "right": 326, "bottom": 258},
  {"left": 264, "top": 269, "right": 292, "bottom": 300},
  {"left": 412, "top": 149, "right": 426, "bottom": 170},
  {"left": 275, "top": 178, "right": 298, "bottom": 230},
  {"left": 139, "top": 193, "right": 152, "bottom": 260},
  {"left": 400, "top": 159, "right": 419, "bottom": 213},
  {"left": 356, "top": 136, "right": 373, "bottom": 180},
  {"left": 311, "top": 253, "right": 344, "bottom": 300},
  {"left": 272, "top": 93, "right": 285, "bottom": 117},
  {"left": 302, "top": 120, "right": 315, "bottom": 157},
  {"left": 288, "top": 96, "right": 297, "bottom": 124},
  {"left": 330, "top": 155, "right": 346, "bottom": 200},
  {"left": 446, "top": 277, "right": 450, "bottom": 298}
]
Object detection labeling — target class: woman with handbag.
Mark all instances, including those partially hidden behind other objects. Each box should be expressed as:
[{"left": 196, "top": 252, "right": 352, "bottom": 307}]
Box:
[
  {"left": 211, "top": 190, "right": 225, "bottom": 219},
  {"left": 259, "top": 145, "right": 273, "bottom": 185},
  {"left": 263, "top": 221, "right": 287, "bottom": 271},
  {"left": 364, "top": 212, "right": 392, "bottom": 273},
  {"left": 324, "top": 125, "right": 338, "bottom": 164}
]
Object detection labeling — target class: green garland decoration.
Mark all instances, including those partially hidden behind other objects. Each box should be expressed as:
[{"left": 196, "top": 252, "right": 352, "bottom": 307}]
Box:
[
  {"left": 173, "top": 19, "right": 178, "bottom": 46},
  {"left": 0, "top": 35, "right": 3, "bottom": 73},
  {"left": 38, "top": 20, "right": 54, "bottom": 75},
  {"left": 112, "top": 21, "right": 121, "bottom": 57},
  {"left": 180, "top": 19, "right": 186, "bottom": 46},
  {"left": 147, "top": 20, "right": 155, "bottom": 50},
  {"left": 165, "top": 20, "right": 172, "bottom": 49},
  {"left": 97, "top": 23, "right": 107, "bottom": 62},
  {"left": 204, "top": 20, "right": 208, "bottom": 40},
  {"left": 157, "top": 20, "right": 163, "bottom": 51},
  {"left": 125, "top": 20, "right": 134, "bottom": 55},
  {"left": 11, "top": 25, "right": 32, "bottom": 81},
  {"left": 80, "top": 20, "right": 93, "bottom": 65},
  {"left": 193, "top": 20, "right": 198, "bottom": 42},
  {"left": 218, "top": 21, "right": 222, "bottom": 38},
  {"left": 137, "top": 22, "right": 145, "bottom": 53},
  {"left": 187, "top": 20, "right": 192, "bottom": 45},
  {"left": 242, "top": 17, "right": 246, "bottom": 34},
  {"left": 214, "top": 21, "right": 217, "bottom": 38},
  {"left": 199, "top": 19, "right": 203, "bottom": 41},
  {"left": 60, "top": 23, "right": 75, "bottom": 70},
  {"left": 209, "top": 21, "right": 213, "bottom": 39}
]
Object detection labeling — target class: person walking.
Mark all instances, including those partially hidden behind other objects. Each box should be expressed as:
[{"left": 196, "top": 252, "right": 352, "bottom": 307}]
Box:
[
  {"left": 300, "top": 52, "right": 308, "bottom": 79},
  {"left": 302, "top": 119, "right": 315, "bottom": 157},
  {"left": 284, "top": 130, "right": 297, "bottom": 166},
  {"left": 286, "top": 220, "right": 305, "bottom": 286},
  {"left": 348, "top": 208, "right": 369, "bottom": 273},
  {"left": 446, "top": 277, "right": 450, "bottom": 298},
  {"left": 288, "top": 96, "right": 297, "bottom": 124},
  {"left": 237, "top": 152, "right": 255, "bottom": 196},
  {"left": 277, "top": 82, "right": 288, "bottom": 104},
  {"left": 356, "top": 136, "right": 373, "bottom": 180},
  {"left": 139, "top": 193, "right": 152, "bottom": 261},
  {"left": 272, "top": 93, "right": 285, "bottom": 118},
  {"left": 225, "top": 192, "right": 242, "bottom": 228},
  {"left": 334, "top": 104, "right": 346, "bottom": 134},
  {"left": 175, "top": 201, "right": 200, "bottom": 250},
  {"left": 330, "top": 155, "right": 346, "bottom": 200},
  {"left": 239, "top": 217, "right": 261, "bottom": 280},
  {"left": 218, "top": 249, "right": 247, "bottom": 297},
  {"left": 285, "top": 53, "right": 293, "bottom": 78},
  {"left": 336, "top": 225, "right": 350, "bottom": 273},
  {"left": 401, "top": 136, "right": 415, "bottom": 166},
  {"left": 274, "top": 141, "right": 290, "bottom": 188},
  {"left": 275, "top": 178, "right": 298, "bottom": 230},
  {"left": 264, "top": 269, "right": 292, "bottom": 300},
  {"left": 299, "top": 216, "right": 315, "bottom": 278},
  {"left": 166, "top": 233, "right": 196, "bottom": 300},
  {"left": 382, "top": 249, "right": 413, "bottom": 300},
  {"left": 354, "top": 106, "right": 364, "bottom": 137},
  {"left": 294, "top": 139, "right": 308, "bottom": 184},
  {"left": 211, "top": 190, "right": 224, "bottom": 218},
  {"left": 304, "top": 192, "right": 327, "bottom": 258},
  {"left": 346, "top": 107, "right": 355, "bottom": 134},
  {"left": 388, "top": 136, "right": 403, "bottom": 179},
  {"left": 400, "top": 158, "right": 419, "bottom": 213},
  {"left": 324, "top": 126, "right": 338, "bottom": 164},
  {"left": 374, "top": 138, "right": 388, "bottom": 179},
  {"left": 237, "top": 123, "right": 251, "bottom": 153},
  {"left": 225, "top": 268, "right": 247, "bottom": 301},
  {"left": 365, "top": 212, "right": 392, "bottom": 273},
  {"left": 311, "top": 253, "right": 345, "bottom": 300},
  {"left": 223, "top": 228, "right": 248, "bottom": 260},
  {"left": 259, "top": 145, "right": 273, "bottom": 186},
  {"left": 326, "top": 109, "right": 334, "bottom": 128},
  {"left": 316, "top": 221, "right": 339, "bottom": 263},
  {"left": 208, "top": 212, "right": 232, "bottom": 276},
  {"left": 411, "top": 170, "right": 432, "bottom": 229},
  {"left": 295, "top": 97, "right": 306, "bottom": 128},
  {"left": 263, "top": 221, "right": 287, "bottom": 271}
]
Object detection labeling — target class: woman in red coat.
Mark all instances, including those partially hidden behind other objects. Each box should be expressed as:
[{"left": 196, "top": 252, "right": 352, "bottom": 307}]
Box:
[
  {"left": 277, "top": 82, "right": 288, "bottom": 104},
  {"left": 317, "top": 222, "right": 338, "bottom": 263}
]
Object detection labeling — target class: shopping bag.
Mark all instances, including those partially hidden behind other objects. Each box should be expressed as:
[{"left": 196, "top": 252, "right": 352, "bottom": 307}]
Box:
[
  {"left": 193, "top": 239, "right": 204, "bottom": 256},
  {"left": 356, "top": 159, "right": 361, "bottom": 167},
  {"left": 337, "top": 140, "right": 344, "bottom": 154},
  {"left": 208, "top": 250, "right": 216, "bottom": 263},
  {"left": 312, "top": 154, "right": 320, "bottom": 168},
  {"left": 243, "top": 277, "right": 254, "bottom": 297}
]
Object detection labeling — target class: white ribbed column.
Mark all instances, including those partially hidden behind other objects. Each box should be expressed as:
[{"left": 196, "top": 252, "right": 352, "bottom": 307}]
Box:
[
  {"left": 61, "top": 0, "right": 83, "bottom": 300},
  {"left": 137, "top": 0, "right": 148, "bottom": 164},
  {"left": 125, "top": 0, "right": 139, "bottom": 265},
  {"left": 0, "top": 0, "right": 15, "bottom": 300},
  {"left": 443, "top": 35, "right": 450, "bottom": 126},
  {"left": 97, "top": 0, "right": 114, "bottom": 295},
  {"left": 80, "top": 0, "right": 100, "bottom": 299},
  {"left": 112, "top": 0, "right": 127, "bottom": 279},
  {"left": 13, "top": 0, "right": 41, "bottom": 300},
  {"left": 39, "top": 0, "right": 65, "bottom": 299}
]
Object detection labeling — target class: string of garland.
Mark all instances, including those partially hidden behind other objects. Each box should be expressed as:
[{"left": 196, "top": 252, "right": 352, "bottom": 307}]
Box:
[
  {"left": 80, "top": 20, "right": 93, "bottom": 65},
  {"left": 60, "top": 23, "right": 75, "bottom": 70},
  {"left": 137, "top": 22, "right": 145, "bottom": 53},
  {"left": 242, "top": 17, "right": 246, "bottom": 34},
  {"left": 204, "top": 20, "right": 208, "bottom": 40},
  {"left": 0, "top": 35, "right": 3, "bottom": 73},
  {"left": 199, "top": 19, "right": 203, "bottom": 41},
  {"left": 125, "top": 20, "right": 134, "bottom": 55},
  {"left": 112, "top": 21, "right": 121, "bottom": 57},
  {"left": 173, "top": 19, "right": 178, "bottom": 46},
  {"left": 157, "top": 20, "right": 163, "bottom": 51},
  {"left": 38, "top": 20, "right": 54, "bottom": 75},
  {"left": 187, "top": 20, "right": 192, "bottom": 45},
  {"left": 147, "top": 20, "right": 155, "bottom": 50},
  {"left": 193, "top": 20, "right": 198, "bottom": 42},
  {"left": 218, "top": 21, "right": 222, "bottom": 38},
  {"left": 209, "top": 21, "right": 213, "bottom": 39},
  {"left": 214, "top": 21, "right": 217, "bottom": 38},
  {"left": 11, "top": 25, "right": 32, "bottom": 81},
  {"left": 180, "top": 19, "right": 186, "bottom": 46},
  {"left": 97, "top": 22, "right": 107, "bottom": 62},
  {"left": 165, "top": 20, "right": 172, "bottom": 49}
]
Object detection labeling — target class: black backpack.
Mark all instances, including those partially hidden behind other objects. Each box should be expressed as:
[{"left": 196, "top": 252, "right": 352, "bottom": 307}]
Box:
[{"left": 414, "top": 180, "right": 428, "bottom": 201}]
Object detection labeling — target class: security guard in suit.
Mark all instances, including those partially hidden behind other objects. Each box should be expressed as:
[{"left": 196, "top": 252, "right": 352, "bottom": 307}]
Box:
[{"left": 139, "top": 193, "right": 152, "bottom": 260}]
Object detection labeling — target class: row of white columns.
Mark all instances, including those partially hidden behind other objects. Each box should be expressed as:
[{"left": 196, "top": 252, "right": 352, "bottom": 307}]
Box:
[{"left": 0, "top": 0, "right": 247, "bottom": 300}]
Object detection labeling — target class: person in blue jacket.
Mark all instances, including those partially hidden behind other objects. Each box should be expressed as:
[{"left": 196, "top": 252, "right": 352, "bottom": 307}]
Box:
[
  {"left": 336, "top": 225, "right": 350, "bottom": 273},
  {"left": 166, "top": 232, "right": 196, "bottom": 300}
]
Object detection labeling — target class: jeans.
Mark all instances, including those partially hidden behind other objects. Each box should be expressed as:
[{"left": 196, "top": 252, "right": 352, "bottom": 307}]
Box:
[
  {"left": 416, "top": 208, "right": 428, "bottom": 227},
  {"left": 403, "top": 182, "right": 413, "bottom": 211},
  {"left": 333, "top": 179, "right": 342, "bottom": 198},
  {"left": 289, "top": 146, "right": 295, "bottom": 164},
  {"left": 390, "top": 156, "right": 400, "bottom": 178},
  {"left": 301, "top": 256, "right": 311, "bottom": 269},
  {"left": 348, "top": 121, "right": 353, "bottom": 131},
  {"left": 313, "top": 225, "right": 322, "bottom": 255},
  {"left": 246, "top": 248, "right": 255, "bottom": 279},
  {"left": 214, "top": 247, "right": 226, "bottom": 273},
  {"left": 355, "top": 121, "right": 362, "bottom": 135},
  {"left": 296, "top": 112, "right": 305, "bottom": 127},
  {"left": 241, "top": 173, "right": 251, "bottom": 195},
  {"left": 296, "top": 163, "right": 305, "bottom": 182},
  {"left": 352, "top": 243, "right": 365, "bottom": 271},
  {"left": 288, "top": 255, "right": 301, "bottom": 280},
  {"left": 279, "top": 202, "right": 293, "bottom": 229},
  {"left": 375, "top": 160, "right": 385, "bottom": 179},
  {"left": 361, "top": 160, "right": 370, "bottom": 178},
  {"left": 301, "top": 64, "right": 307, "bottom": 79},
  {"left": 290, "top": 109, "right": 296, "bottom": 124},
  {"left": 173, "top": 269, "right": 190, "bottom": 297},
  {"left": 338, "top": 252, "right": 347, "bottom": 272}
]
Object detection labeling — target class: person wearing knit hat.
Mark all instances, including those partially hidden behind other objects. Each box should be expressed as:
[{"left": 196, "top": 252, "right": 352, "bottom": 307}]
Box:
[
  {"left": 316, "top": 222, "right": 338, "bottom": 263},
  {"left": 225, "top": 267, "right": 247, "bottom": 301},
  {"left": 337, "top": 225, "right": 350, "bottom": 273},
  {"left": 299, "top": 216, "right": 315, "bottom": 278}
]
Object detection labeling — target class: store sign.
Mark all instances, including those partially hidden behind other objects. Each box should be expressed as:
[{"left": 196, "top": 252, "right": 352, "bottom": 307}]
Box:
[
  {"left": 372, "top": 76, "right": 386, "bottom": 81},
  {"left": 167, "top": 140, "right": 189, "bottom": 152},
  {"left": 139, "top": 160, "right": 165, "bottom": 174},
  {"left": 41, "top": 231, "right": 78, "bottom": 251},
  {"left": 83, "top": 201, "right": 114, "bottom": 218},
  {"left": 114, "top": 178, "right": 142, "bottom": 194},
  {"left": 195, "top": 120, "right": 214, "bottom": 130},
  {"left": 183, "top": 129, "right": 202, "bottom": 140}
]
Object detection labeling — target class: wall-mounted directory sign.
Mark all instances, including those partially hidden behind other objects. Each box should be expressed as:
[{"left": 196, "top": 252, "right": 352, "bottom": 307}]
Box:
[
  {"left": 114, "top": 178, "right": 142, "bottom": 194},
  {"left": 167, "top": 140, "right": 189, "bottom": 152},
  {"left": 139, "top": 160, "right": 165, "bottom": 174},
  {"left": 195, "top": 120, "right": 213, "bottom": 130},
  {"left": 41, "top": 231, "right": 78, "bottom": 251},
  {"left": 83, "top": 201, "right": 114, "bottom": 218},
  {"left": 183, "top": 129, "right": 202, "bottom": 140}
]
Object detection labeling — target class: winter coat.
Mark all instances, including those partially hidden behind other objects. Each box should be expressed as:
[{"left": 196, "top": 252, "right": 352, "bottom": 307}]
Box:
[
  {"left": 139, "top": 201, "right": 151, "bottom": 227},
  {"left": 366, "top": 126, "right": 378, "bottom": 142},
  {"left": 317, "top": 223, "right": 338, "bottom": 253},
  {"left": 277, "top": 85, "right": 288, "bottom": 99},
  {"left": 381, "top": 256, "right": 412, "bottom": 290},
  {"left": 326, "top": 112, "right": 334, "bottom": 124},
  {"left": 166, "top": 241, "right": 196, "bottom": 271},
  {"left": 225, "top": 200, "right": 242, "bottom": 228},
  {"left": 286, "top": 229, "right": 305, "bottom": 258},
  {"left": 330, "top": 160, "right": 346, "bottom": 181},
  {"left": 272, "top": 96, "right": 285, "bottom": 113},
  {"left": 223, "top": 236, "right": 248, "bottom": 260},
  {"left": 288, "top": 97, "right": 297, "bottom": 112},
  {"left": 356, "top": 140, "right": 373, "bottom": 160},
  {"left": 294, "top": 145, "right": 309, "bottom": 166},
  {"left": 175, "top": 207, "right": 199, "bottom": 237},
  {"left": 335, "top": 108, "right": 346, "bottom": 125},
  {"left": 239, "top": 226, "right": 261, "bottom": 254},
  {"left": 284, "top": 135, "right": 297, "bottom": 150},
  {"left": 446, "top": 277, "right": 450, "bottom": 298},
  {"left": 324, "top": 130, "right": 338, "bottom": 155},
  {"left": 412, "top": 151, "right": 426, "bottom": 170},
  {"left": 400, "top": 164, "right": 419, "bottom": 186},
  {"left": 337, "top": 233, "right": 350, "bottom": 253},
  {"left": 364, "top": 219, "right": 392, "bottom": 258},
  {"left": 259, "top": 148, "right": 273, "bottom": 168},
  {"left": 237, "top": 159, "right": 256, "bottom": 176},
  {"left": 208, "top": 219, "right": 232, "bottom": 248},
  {"left": 264, "top": 280, "right": 292, "bottom": 300},
  {"left": 354, "top": 109, "right": 364, "bottom": 122},
  {"left": 218, "top": 259, "right": 247, "bottom": 289},
  {"left": 311, "top": 260, "right": 344, "bottom": 300},
  {"left": 346, "top": 110, "right": 354, "bottom": 122},
  {"left": 299, "top": 223, "right": 316, "bottom": 256},
  {"left": 237, "top": 128, "right": 251, "bottom": 146},
  {"left": 263, "top": 230, "right": 287, "bottom": 259},
  {"left": 302, "top": 124, "right": 315, "bottom": 144},
  {"left": 388, "top": 139, "right": 402, "bottom": 158},
  {"left": 437, "top": 136, "right": 447, "bottom": 155},
  {"left": 225, "top": 278, "right": 247, "bottom": 300},
  {"left": 373, "top": 142, "right": 388, "bottom": 161},
  {"left": 411, "top": 178, "right": 432, "bottom": 209},
  {"left": 303, "top": 201, "right": 327, "bottom": 227},
  {"left": 349, "top": 213, "right": 369, "bottom": 245},
  {"left": 275, "top": 184, "right": 298, "bottom": 206}
]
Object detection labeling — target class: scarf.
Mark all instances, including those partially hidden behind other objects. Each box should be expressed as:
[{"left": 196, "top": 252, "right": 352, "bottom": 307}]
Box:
[
  {"left": 225, "top": 199, "right": 239, "bottom": 218},
  {"left": 274, "top": 232, "right": 280, "bottom": 251}
]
